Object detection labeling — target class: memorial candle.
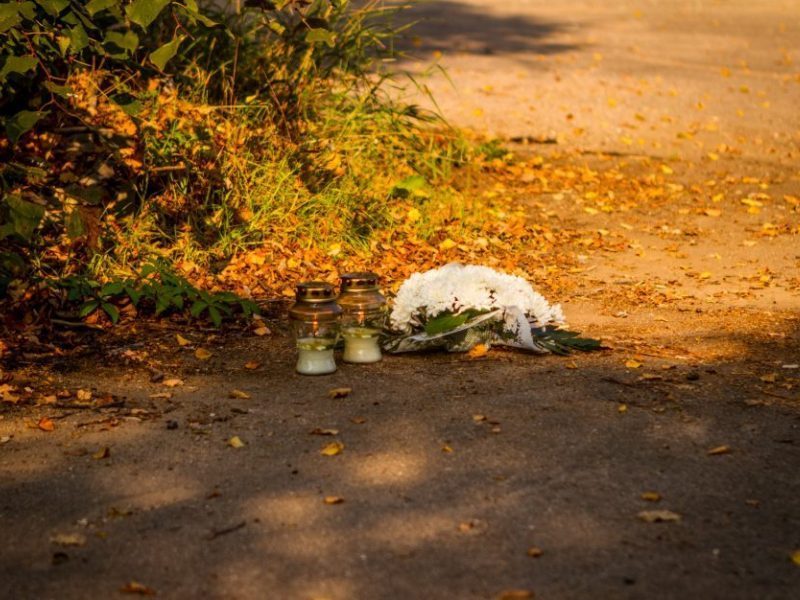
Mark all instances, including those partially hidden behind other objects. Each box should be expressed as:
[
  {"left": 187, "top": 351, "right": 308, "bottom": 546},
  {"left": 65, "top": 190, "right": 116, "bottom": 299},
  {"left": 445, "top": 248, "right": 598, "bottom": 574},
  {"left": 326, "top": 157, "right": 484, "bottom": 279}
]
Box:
[
  {"left": 288, "top": 282, "right": 342, "bottom": 375},
  {"left": 338, "top": 272, "right": 386, "bottom": 364}
]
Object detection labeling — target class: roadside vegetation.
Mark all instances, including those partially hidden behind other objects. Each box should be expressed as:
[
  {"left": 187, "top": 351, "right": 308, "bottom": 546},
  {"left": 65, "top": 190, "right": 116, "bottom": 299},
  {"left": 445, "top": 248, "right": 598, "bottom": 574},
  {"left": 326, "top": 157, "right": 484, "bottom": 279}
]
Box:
[{"left": 0, "top": 0, "right": 533, "bottom": 338}]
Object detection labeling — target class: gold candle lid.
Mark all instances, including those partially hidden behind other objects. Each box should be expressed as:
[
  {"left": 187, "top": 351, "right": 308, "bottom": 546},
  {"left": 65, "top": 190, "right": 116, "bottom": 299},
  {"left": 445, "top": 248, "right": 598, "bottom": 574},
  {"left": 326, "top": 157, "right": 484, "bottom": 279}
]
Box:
[
  {"left": 289, "top": 281, "right": 342, "bottom": 321},
  {"left": 338, "top": 272, "right": 385, "bottom": 312},
  {"left": 339, "top": 272, "right": 380, "bottom": 291}
]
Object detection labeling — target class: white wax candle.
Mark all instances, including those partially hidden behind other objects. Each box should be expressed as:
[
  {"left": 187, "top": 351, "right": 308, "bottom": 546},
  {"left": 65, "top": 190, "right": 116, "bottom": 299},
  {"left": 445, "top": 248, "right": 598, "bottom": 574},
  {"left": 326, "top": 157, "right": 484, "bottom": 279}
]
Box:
[
  {"left": 342, "top": 328, "right": 382, "bottom": 364},
  {"left": 296, "top": 348, "right": 336, "bottom": 375},
  {"left": 296, "top": 338, "right": 336, "bottom": 375}
]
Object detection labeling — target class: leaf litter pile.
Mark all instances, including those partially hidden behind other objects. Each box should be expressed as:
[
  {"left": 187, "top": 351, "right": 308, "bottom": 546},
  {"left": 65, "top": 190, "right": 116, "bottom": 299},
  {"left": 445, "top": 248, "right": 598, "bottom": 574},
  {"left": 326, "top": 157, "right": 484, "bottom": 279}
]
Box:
[{"left": 4, "top": 143, "right": 799, "bottom": 361}]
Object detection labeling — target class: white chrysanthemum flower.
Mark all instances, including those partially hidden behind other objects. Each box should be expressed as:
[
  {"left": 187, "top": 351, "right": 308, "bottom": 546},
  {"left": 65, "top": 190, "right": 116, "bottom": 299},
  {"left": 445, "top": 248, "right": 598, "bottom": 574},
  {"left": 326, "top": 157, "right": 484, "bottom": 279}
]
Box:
[{"left": 389, "top": 263, "right": 566, "bottom": 332}]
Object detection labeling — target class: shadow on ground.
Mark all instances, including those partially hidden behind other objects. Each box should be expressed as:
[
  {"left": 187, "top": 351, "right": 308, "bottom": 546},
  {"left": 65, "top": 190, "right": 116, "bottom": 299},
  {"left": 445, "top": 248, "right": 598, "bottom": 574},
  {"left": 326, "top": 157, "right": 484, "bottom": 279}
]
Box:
[
  {"left": 392, "top": 0, "right": 579, "bottom": 60},
  {"left": 1, "top": 313, "right": 799, "bottom": 599}
]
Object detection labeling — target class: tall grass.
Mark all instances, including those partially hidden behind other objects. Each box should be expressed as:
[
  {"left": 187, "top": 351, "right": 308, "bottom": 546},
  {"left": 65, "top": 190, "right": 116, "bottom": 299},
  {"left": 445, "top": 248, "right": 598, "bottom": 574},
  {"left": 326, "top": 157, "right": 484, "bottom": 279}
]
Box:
[{"left": 96, "top": 0, "right": 473, "bottom": 273}]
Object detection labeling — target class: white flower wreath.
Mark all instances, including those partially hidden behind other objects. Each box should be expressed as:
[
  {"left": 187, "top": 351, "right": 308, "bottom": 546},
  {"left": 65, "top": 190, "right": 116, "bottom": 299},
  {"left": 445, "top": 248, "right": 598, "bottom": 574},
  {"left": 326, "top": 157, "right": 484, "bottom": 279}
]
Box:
[{"left": 383, "top": 263, "right": 599, "bottom": 354}]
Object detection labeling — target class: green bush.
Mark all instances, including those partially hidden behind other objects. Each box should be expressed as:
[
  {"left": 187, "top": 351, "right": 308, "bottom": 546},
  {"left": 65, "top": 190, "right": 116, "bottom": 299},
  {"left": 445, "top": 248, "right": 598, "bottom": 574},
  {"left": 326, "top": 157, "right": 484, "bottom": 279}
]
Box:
[
  {"left": 57, "top": 260, "right": 258, "bottom": 325},
  {"left": 0, "top": 1, "right": 467, "bottom": 326}
]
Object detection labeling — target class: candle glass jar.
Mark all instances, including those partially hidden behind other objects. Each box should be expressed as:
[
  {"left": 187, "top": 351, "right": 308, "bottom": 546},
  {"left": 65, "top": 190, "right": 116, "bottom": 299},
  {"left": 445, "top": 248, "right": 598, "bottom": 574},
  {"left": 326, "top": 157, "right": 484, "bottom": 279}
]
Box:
[
  {"left": 288, "top": 282, "right": 342, "bottom": 375},
  {"left": 338, "top": 272, "right": 387, "bottom": 364}
]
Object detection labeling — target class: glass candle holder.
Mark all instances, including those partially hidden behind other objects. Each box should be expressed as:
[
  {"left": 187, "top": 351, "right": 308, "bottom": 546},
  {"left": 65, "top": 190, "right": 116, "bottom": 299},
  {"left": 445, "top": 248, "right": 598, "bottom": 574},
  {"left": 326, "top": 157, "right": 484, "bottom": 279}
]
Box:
[
  {"left": 288, "top": 282, "right": 342, "bottom": 375},
  {"left": 338, "top": 272, "right": 386, "bottom": 364}
]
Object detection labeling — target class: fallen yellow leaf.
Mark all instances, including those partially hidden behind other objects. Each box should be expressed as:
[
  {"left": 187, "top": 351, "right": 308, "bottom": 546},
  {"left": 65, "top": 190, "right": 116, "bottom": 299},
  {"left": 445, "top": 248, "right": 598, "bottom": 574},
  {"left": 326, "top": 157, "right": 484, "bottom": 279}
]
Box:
[
  {"left": 176, "top": 334, "right": 190, "bottom": 346},
  {"left": 526, "top": 546, "right": 544, "bottom": 558},
  {"left": 637, "top": 510, "right": 681, "bottom": 523},
  {"left": 37, "top": 394, "right": 57, "bottom": 406},
  {"left": 441, "top": 444, "right": 454, "bottom": 453},
  {"left": 641, "top": 491, "right": 661, "bottom": 502},
  {"left": 244, "top": 360, "right": 261, "bottom": 370},
  {"left": 120, "top": 581, "right": 156, "bottom": 596},
  {"left": 439, "top": 238, "right": 457, "bottom": 251},
  {"left": 792, "top": 549, "right": 800, "bottom": 567},
  {"left": 323, "top": 496, "right": 344, "bottom": 505},
  {"left": 195, "top": 348, "right": 212, "bottom": 360},
  {"left": 50, "top": 532, "right": 87, "bottom": 547},
  {"left": 467, "top": 343, "right": 489, "bottom": 358},
  {"left": 458, "top": 519, "right": 488, "bottom": 534},
  {"left": 92, "top": 447, "right": 111, "bottom": 460},
  {"left": 320, "top": 441, "right": 344, "bottom": 456},
  {"left": 496, "top": 590, "right": 534, "bottom": 600},
  {"left": 229, "top": 389, "right": 251, "bottom": 399},
  {"left": 309, "top": 428, "right": 339, "bottom": 436},
  {"left": 707, "top": 445, "right": 731, "bottom": 455},
  {"left": 760, "top": 373, "right": 777, "bottom": 383},
  {"left": 38, "top": 417, "right": 55, "bottom": 432},
  {"left": 625, "top": 359, "right": 642, "bottom": 369},
  {"left": 253, "top": 326, "right": 271, "bottom": 337},
  {"left": 163, "top": 378, "right": 183, "bottom": 387},
  {"left": 228, "top": 436, "right": 245, "bottom": 448},
  {"left": 328, "top": 387, "right": 352, "bottom": 399},
  {"left": 618, "top": 403, "right": 628, "bottom": 413}
]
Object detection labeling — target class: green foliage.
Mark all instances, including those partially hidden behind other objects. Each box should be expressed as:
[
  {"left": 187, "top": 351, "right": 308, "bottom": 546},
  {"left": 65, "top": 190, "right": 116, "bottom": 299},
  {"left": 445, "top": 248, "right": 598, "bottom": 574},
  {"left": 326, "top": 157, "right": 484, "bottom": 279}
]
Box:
[
  {"left": 391, "top": 175, "right": 428, "bottom": 199},
  {"left": 475, "top": 139, "right": 512, "bottom": 162},
  {"left": 531, "top": 326, "right": 603, "bottom": 355},
  {"left": 0, "top": 194, "right": 44, "bottom": 240},
  {"left": 424, "top": 309, "right": 489, "bottom": 336},
  {"left": 57, "top": 261, "right": 258, "bottom": 326},
  {"left": 0, "top": 0, "right": 467, "bottom": 321}
]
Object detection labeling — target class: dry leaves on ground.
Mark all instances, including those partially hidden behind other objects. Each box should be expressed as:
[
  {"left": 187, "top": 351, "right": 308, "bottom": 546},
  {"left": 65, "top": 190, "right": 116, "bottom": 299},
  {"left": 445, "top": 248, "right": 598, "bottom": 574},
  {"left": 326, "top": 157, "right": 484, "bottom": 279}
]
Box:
[
  {"left": 93, "top": 447, "right": 111, "bottom": 460},
  {"left": 50, "top": 532, "right": 87, "bottom": 547},
  {"left": 320, "top": 441, "right": 344, "bottom": 456},
  {"left": 195, "top": 348, "right": 212, "bottom": 360},
  {"left": 458, "top": 518, "right": 488, "bottom": 535},
  {"left": 467, "top": 343, "right": 490, "bottom": 358},
  {"left": 120, "top": 581, "right": 156, "bottom": 596},
  {"left": 310, "top": 428, "right": 339, "bottom": 436},
  {"left": 227, "top": 436, "right": 245, "bottom": 448},
  {"left": 638, "top": 510, "right": 681, "bottom": 523},
  {"left": 496, "top": 590, "right": 534, "bottom": 600}
]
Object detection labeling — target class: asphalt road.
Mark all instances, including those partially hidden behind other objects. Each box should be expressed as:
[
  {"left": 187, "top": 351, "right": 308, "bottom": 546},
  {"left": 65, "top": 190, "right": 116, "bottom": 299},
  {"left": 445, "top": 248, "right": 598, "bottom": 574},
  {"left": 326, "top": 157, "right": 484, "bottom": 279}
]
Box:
[{"left": 2, "top": 1, "right": 799, "bottom": 599}]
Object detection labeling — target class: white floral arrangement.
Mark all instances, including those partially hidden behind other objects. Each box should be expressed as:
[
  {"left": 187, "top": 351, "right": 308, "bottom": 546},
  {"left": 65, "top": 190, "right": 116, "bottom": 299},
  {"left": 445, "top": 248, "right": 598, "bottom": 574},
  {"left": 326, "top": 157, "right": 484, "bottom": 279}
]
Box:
[{"left": 383, "top": 263, "right": 600, "bottom": 354}]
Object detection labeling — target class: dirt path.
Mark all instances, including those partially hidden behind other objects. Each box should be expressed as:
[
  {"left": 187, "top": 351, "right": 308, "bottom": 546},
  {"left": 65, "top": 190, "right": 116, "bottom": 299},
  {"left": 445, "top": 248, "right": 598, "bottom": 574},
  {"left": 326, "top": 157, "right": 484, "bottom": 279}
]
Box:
[
  {"left": 2, "top": 2, "right": 800, "bottom": 599},
  {"left": 399, "top": 0, "right": 800, "bottom": 166}
]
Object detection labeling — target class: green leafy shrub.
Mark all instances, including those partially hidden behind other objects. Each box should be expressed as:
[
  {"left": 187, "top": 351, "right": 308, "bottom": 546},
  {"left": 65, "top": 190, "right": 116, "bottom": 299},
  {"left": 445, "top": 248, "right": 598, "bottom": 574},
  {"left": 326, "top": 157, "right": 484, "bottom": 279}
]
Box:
[
  {"left": 0, "top": 0, "right": 467, "bottom": 321},
  {"left": 57, "top": 260, "right": 258, "bottom": 326}
]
